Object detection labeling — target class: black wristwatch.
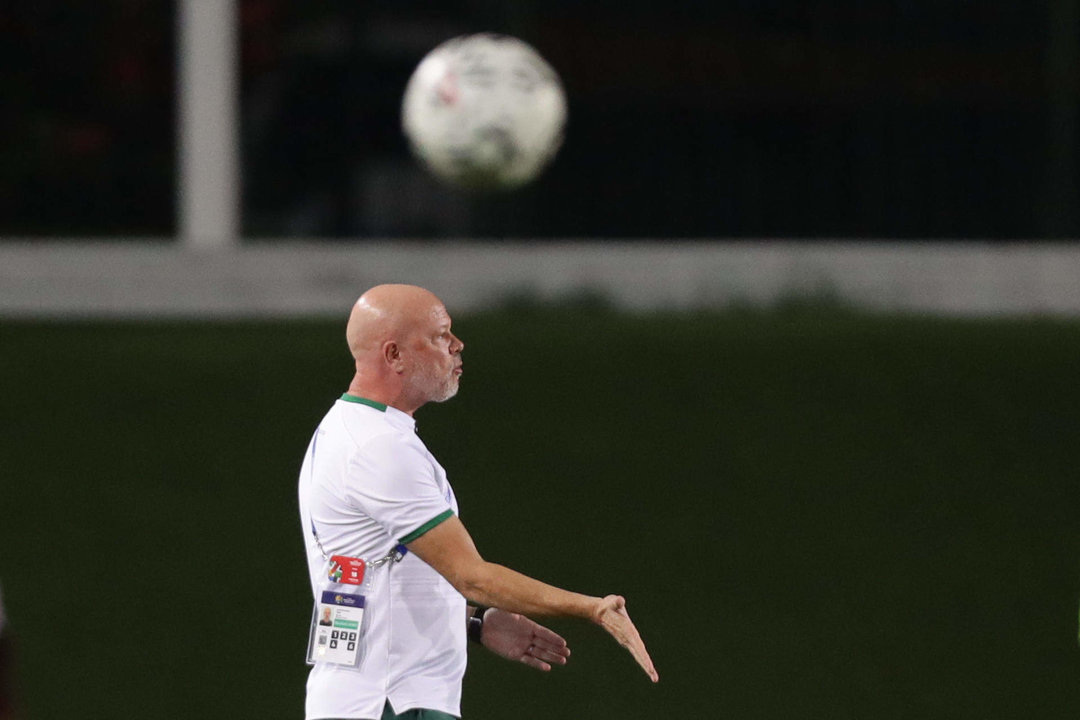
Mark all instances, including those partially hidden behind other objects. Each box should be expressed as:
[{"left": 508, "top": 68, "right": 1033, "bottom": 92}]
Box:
[{"left": 468, "top": 606, "right": 490, "bottom": 643}]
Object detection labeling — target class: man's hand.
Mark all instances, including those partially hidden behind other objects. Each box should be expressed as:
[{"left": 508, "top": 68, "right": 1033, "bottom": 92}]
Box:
[
  {"left": 480, "top": 608, "right": 571, "bottom": 672},
  {"left": 592, "top": 595, "right": 659, "bottom": 683},
  {"left": 409, "top": 519, "right": 657, "bottom": 680}
]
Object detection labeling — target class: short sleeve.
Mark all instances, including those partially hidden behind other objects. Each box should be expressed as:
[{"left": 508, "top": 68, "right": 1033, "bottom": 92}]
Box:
[{"left": 344, "top": 432, "right": 454, "bottom": 543}]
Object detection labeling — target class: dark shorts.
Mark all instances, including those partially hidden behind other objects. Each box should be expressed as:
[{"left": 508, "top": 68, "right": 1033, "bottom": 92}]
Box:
[
  {"left": 318, "top": 701, "right": 458, "bottom": 720},
  {"left": 380, "top": 702, "right": 458, "bottom": 720}
]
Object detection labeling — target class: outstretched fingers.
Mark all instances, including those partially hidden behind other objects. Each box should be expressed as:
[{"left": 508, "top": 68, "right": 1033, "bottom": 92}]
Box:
[
  {"left": 532, "top": 622, "right": 570, "bottom": 652},
  {"left": 595, "top": 595, "right": 659, "bottom": 683},
  {"left": 532, "top": 627, "right": 570, "bottom": 660},
  {"left": 519, "top": 634, "right": 570, "bottom": 671},
  {"left": 526, "top": 627, "right": 571, "bottom": 669}
]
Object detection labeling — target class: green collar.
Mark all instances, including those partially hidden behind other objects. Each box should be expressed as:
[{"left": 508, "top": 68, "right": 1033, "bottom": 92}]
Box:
[{"left": 340, "top": 394, "right": 388, "bottom": 412}]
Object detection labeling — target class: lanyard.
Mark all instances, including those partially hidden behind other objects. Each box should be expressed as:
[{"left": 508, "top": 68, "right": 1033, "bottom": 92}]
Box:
[{"left": 309, "top": 518, "right": 408, "bottom": 568}]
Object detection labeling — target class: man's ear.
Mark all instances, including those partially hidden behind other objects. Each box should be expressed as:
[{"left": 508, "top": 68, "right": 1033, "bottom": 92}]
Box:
[{"left": 383, "top": 341, "right": 404, "bottom": 372}]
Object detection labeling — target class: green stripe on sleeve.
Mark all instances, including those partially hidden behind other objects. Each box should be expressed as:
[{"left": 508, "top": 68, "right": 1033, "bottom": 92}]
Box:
[{"left": 399, "top": 509, "right": 454, "bottom": 544}]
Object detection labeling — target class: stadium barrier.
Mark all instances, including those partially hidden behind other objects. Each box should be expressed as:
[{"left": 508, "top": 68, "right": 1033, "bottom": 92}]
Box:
[{"left": 1, "top": 240, "right": 1078, "bottom": 318}]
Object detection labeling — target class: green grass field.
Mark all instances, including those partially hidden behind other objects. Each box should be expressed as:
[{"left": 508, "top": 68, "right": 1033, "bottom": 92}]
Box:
[{"left": 1, "top": 305, "right": 1078, "bottom": 718}]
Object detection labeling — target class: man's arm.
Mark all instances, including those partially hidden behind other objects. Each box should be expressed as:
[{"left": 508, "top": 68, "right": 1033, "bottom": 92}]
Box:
[
  {"left": 411, "top": 515, "right": 595, "bottom": 617},
  {"left": 408, "top": 515, "right": 658, "bottom": 682}
]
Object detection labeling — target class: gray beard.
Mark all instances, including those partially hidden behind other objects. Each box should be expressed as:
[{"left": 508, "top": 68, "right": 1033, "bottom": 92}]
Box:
[{"left": 410, "top": 364, "right": 459, "bottom": 403}]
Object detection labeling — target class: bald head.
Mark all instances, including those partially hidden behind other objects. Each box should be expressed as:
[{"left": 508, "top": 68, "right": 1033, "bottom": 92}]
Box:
[
  {"left": 347, "top": 284, "right": 446, "bottom": 359},
  {"left": 344, "top": 285, "right": 464, "bottom": 414}
]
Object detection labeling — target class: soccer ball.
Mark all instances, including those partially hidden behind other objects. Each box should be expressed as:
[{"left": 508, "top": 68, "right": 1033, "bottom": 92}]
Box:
[{"left": 401, "top": 33, "right": 567, "bottom": 191}]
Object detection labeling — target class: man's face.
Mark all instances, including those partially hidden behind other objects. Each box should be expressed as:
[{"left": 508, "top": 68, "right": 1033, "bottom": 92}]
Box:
[{"left": 404, "top": 303, "right": 464, "bottom": 404}]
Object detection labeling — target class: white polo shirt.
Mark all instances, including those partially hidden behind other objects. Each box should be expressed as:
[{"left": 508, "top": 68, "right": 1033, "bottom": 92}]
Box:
[{"left": 298, "top": 395, "right": 465, "bottom": 720}]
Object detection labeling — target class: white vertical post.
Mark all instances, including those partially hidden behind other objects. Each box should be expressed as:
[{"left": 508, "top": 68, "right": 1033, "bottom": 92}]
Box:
[{"left": 177, "top": 0, "right": 240, "bottom": 249}]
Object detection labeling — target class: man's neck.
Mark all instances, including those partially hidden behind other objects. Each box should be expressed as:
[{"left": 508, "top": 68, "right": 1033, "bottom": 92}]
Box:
[{"left": 347, "top": 377, "right": 420, "bottom": 417}]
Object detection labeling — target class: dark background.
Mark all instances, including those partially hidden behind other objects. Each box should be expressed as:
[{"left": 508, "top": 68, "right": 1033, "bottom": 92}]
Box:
[
  {"left": 1, "top": 306, "right": 1078, "bottom": 718},
  {"left": 2, "top": 3, "right": 1079, "bottom": 717},
  {"left": 2, "top": 1, "right": 1077, "bottom": 238}
]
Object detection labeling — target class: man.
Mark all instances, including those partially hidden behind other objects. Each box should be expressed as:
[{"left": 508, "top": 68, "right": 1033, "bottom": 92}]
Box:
[{"left": 298, "top": 284, "right": 657, "bottom": 720}]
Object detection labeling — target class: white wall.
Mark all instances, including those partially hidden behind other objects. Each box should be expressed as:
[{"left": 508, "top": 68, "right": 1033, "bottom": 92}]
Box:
[{"left": 1, "top": 240, "right": 1078, "bottom": 318}]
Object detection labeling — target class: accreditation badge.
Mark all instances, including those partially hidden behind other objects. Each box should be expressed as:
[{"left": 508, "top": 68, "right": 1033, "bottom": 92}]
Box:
[{"left": 306, "top": 555, "right": 369, "bottom": 667}]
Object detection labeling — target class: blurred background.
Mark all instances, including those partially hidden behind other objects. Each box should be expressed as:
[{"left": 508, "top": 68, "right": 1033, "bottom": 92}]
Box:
[
  {"left": 2, "top": 0, "right": 1078, "bottom": 239},
  {"left": 1, "top": 2, "right": 1079, "bottom": 719}
]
